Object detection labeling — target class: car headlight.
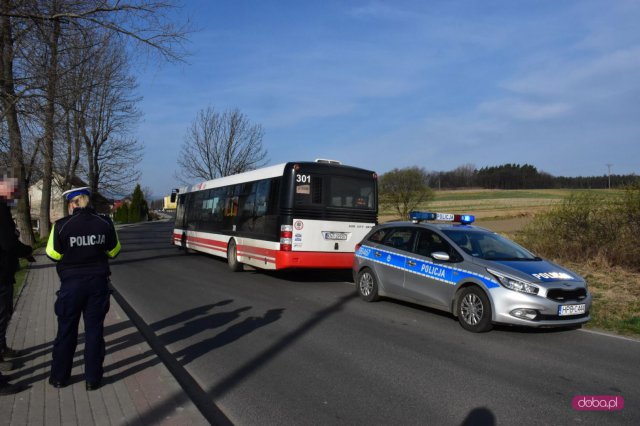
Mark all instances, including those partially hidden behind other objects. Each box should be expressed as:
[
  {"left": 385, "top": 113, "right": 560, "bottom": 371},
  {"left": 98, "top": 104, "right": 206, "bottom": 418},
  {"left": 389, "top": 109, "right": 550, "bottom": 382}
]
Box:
[{"left": 488, "top": 269, "right": 540, "bottom": 295}]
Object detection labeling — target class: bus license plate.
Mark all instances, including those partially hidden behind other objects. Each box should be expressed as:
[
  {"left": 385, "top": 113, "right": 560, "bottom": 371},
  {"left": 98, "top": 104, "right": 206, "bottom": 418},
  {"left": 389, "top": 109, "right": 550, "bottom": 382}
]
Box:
[
  {"left": 558, "top": 304, "right": 586, "bottom": 316},
  {"left": 323, "top": 232, "right": 348, "bottom": 240}
]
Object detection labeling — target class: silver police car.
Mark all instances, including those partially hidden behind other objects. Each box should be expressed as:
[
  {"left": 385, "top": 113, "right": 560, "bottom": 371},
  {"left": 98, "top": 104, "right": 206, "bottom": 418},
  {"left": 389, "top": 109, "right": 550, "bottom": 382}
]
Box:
[{"left": 352, "top": 212, "right": 591, "bottom": 332}]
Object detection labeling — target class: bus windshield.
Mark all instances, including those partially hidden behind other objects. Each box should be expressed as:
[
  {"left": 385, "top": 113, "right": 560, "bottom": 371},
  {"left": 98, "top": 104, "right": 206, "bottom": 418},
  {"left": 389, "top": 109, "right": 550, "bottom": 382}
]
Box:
[{"left": 294, "top": 175, "right": 375, "bottom": 209}]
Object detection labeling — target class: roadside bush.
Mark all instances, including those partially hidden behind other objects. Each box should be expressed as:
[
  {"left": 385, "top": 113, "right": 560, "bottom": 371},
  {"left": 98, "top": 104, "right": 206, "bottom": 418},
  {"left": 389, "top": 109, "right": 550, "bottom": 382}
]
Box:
[
  {"left": 379, "top": 166, "right": 434, "bottom": 219},
  {"left": 114, "top": 204, "right": 129, "bottom": 224},
  {"left": 519, "top": 185, "right": 640, "bottom": 271}
]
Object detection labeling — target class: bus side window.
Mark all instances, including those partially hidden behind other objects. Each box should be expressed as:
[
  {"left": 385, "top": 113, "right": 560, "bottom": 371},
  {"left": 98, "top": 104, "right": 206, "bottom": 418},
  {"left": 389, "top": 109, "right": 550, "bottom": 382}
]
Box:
[
  {"left": 241, "top": 182, "right": 257, "bottom": 218},
  {"left": 186, "top": 192, "right": 197, "bottom": 226},
  {"left": 255, "top": 180, "right": 270, "bottom": 217},
  {"left": 224, "top": 185, "right": 239, "bottom": 217},
  {"left": 225, "top": 197, "right": 238, "bottom": 217}
]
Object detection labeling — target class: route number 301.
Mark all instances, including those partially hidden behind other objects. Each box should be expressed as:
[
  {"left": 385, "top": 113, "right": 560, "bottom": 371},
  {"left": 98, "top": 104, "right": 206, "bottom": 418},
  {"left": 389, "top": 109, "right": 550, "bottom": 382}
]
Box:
[{"left": 296, "top": 174, "right": 311, "bottom": 183}]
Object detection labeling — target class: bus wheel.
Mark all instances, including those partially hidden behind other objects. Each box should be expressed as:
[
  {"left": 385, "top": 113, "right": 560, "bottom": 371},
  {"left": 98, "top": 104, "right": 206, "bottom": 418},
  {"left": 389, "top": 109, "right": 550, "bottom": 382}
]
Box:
[{"left": 227, "top": 239, "right": 243, "bottom": 272}]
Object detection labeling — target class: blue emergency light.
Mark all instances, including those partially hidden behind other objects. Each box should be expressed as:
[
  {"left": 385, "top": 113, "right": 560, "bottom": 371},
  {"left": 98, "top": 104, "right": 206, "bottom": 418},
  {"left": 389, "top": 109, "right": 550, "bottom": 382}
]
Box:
[{"left": 409, "top": 211, "right": 475, "bottom": 225}]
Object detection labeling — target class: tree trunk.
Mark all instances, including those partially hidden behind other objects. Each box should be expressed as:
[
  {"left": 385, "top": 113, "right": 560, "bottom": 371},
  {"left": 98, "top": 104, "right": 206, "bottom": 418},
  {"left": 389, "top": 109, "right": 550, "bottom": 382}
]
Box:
[
  {"left": 39, "top": 6, "right": 61, "bottom": 238},
  {"left": 0, "top": 6, "right": 35, "bottom": 245}
]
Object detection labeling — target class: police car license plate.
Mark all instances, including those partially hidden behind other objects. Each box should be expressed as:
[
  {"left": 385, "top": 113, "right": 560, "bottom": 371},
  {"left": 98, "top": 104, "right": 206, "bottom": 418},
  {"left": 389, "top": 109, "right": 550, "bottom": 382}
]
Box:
[{"left": 558, "top": 304, "right": 586, "bottom": 316}]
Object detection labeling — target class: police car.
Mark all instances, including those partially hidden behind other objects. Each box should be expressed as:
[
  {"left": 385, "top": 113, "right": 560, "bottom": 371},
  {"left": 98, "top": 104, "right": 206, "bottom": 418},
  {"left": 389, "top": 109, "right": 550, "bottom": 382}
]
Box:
[{"left": 352, "top": 212, "right": 591, "bottom": 332}]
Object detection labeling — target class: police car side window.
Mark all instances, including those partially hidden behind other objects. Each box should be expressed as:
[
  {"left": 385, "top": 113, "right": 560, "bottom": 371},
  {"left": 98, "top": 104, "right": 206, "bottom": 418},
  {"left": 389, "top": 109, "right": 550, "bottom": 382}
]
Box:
[
  {"left": 414, "top": 230, "right": 462, "bottom": 262},
  {"left": 380, "top": 228, "right": 414, "bottom": 251},
  {"left": 367, "top": 229, "right": 388, "bottom": 243}
]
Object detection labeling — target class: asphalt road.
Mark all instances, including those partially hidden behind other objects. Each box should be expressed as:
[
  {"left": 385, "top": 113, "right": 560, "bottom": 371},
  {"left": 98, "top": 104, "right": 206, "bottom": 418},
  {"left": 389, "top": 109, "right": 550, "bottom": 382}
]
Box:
[{"left": 109, "top": 221, "right": 639, "bottom": 426}]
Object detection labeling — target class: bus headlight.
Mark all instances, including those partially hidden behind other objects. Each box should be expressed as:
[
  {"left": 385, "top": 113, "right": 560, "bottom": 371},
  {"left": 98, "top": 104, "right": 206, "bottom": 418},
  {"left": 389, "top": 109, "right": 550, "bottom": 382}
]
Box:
[{"left": 488, "top": 269, "right": 540, "bottom": 295}]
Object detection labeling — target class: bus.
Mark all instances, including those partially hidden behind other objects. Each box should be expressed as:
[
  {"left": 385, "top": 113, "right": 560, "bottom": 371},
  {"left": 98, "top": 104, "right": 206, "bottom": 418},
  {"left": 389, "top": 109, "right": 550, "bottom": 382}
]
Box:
[{"left": 172, "top": 160, "right": 378, "bottom": 271}]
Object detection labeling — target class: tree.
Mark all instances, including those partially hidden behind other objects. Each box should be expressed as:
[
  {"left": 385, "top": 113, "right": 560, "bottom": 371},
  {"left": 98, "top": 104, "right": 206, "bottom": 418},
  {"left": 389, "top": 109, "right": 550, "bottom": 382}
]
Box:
[
  {"left": 34, "top": 0, "right": 62, "bottom": 238},
  {"left": 177, "top": 107, "right": 268, "bottom": 182},
  {"left": 114, "top": 203, "right": 129, "bottom": 224},
  {"left": 379, "top": 167, "right": 434, "bottom": 219},
  {"left": 79, "top": 35, "right": 143, "bottom": 200},
  {"left": 1, "top": 2, "right": 36, "bottom": 244},
  {"left": 1, "top": 0, "right": 189, "bottom": 242},
  {"left": 128, "top": 183, "right": 148, "bottom": 223}
]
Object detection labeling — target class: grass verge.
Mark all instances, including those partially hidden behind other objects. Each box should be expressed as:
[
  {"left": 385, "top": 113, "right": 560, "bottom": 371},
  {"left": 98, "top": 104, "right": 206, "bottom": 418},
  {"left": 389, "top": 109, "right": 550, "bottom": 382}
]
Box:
[
  {"left": 14, "top": 258, "right": 30, "bottom": 300},
  {"left": 565, "top": 261, "right": 640, "bottom": 337}
]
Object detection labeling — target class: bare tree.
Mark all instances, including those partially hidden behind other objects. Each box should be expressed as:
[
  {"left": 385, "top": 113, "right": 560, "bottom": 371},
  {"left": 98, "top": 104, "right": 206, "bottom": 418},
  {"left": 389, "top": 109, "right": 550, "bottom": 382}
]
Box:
[
  {"left": 1, "top": 0, "right": 189, "bottom": 241},
  {"left": 77, "top": 35, "right": 142, "bottom": 199},
  {"left": 141, "top": 185, "right": 154, "bottom": 202},
  {"left": 31, "top": 0, "right": 62, "bottom": 237},
  {"left": 451, "top": 163, "right": 476, "bottom": 187},
  {"left": 177, "top": 107, "right": 268, "bottom": 182},
  {"left": 0, "top": 1, "right": 36, "bottom": 244},
  {"left": 379, "top": 166, "right": 434, "bottom": 220},
  {"left": 2, "top": 0, "right": 189, "bottom": 62}
]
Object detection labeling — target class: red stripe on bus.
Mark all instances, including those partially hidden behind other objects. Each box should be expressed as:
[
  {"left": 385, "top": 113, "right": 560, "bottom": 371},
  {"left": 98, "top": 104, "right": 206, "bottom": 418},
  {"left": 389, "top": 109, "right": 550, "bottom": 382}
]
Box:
[
  {"left": 237, "top": 244, "right": 276, "bottom": 257},
  {"left": 188, "top": 235, "right": 227, "bottom": 249},
  {"left": 276, "top": 251, "right": 355, "bottom": 269},
  {"left": 176, "top": 234, "right": 228, "bottom": 252}
]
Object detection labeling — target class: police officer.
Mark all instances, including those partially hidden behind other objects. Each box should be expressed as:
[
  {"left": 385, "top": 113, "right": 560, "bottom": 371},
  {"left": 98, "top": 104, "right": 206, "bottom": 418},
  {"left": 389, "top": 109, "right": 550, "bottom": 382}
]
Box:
[{"left": 46, "top": 187, "right": 120, "bottom": 390}]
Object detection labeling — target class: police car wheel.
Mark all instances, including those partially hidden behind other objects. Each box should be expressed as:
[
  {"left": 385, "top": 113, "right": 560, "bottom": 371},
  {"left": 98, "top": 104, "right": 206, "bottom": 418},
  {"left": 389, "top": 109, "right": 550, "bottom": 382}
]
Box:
[
  {"left": 457, "top": 287, "right": 493, "bottom": 332},
  {"left": 227, "top": 240, "right": 243, "bottom": 272},
  {"left": 357, "top": 268, "right": 379, "bottom": 302}
]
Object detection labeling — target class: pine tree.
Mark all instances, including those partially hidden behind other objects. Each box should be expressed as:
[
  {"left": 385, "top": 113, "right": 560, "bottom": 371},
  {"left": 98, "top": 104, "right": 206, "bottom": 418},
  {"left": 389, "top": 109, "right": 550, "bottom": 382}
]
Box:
[
  {"left": 129, "top": 184, "right": 148, "bottom": 223},
  {"left": 115, "top": 204, "right": 129, "bottom": 224}
]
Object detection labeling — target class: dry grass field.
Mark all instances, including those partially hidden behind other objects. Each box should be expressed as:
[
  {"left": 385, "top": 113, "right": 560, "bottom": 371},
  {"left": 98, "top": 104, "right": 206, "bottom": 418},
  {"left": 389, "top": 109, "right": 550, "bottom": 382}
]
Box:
[
  {"left": 429, "top": 188, "right": 568, "bottom": 217},
  {"left": 379, "top": 188, "right": 640, "bottom": 337}
]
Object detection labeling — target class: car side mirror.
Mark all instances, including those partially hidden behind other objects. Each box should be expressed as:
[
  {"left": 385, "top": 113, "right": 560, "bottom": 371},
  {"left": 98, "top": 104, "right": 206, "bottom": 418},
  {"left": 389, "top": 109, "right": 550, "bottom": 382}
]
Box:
[
  {"left": 170, "top": 188, "right": 178, "bottom": 203},
  {"left": 431, "top": 252, "right": 450, "bottom": 261}
]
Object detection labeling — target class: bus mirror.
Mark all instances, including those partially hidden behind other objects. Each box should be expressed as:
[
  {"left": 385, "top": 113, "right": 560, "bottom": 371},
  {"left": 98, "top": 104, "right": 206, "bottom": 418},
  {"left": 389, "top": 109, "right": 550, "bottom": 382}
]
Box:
[{"left": 170, "top": 189, "right": 178, "bottom": 203}]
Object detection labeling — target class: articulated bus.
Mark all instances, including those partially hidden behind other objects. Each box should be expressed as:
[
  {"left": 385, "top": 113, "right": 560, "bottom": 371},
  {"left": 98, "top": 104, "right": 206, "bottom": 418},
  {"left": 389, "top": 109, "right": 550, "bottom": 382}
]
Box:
[{"left": 172, "top": 160, "right": 378, "bottom": 271}]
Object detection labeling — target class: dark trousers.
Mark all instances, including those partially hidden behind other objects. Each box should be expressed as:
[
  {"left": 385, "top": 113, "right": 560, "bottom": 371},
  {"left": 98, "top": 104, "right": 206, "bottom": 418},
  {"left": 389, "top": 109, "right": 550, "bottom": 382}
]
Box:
[
  {"left": 51, "top": 275, "right": 110, "bottom": 383},
  {"left": 0, "top": 282, "right": 13, "bottom": 350}
]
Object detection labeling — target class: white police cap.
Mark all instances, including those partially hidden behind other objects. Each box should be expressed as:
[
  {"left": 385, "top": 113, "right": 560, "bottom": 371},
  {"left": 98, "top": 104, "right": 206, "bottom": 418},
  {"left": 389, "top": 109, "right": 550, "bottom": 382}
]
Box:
[{"left": 62, "top": 186, "right": 91, "bottom": 201}]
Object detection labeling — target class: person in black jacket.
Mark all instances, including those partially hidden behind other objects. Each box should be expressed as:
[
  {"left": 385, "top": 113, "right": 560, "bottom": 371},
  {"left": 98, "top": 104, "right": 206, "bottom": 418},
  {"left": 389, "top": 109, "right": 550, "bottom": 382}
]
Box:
[
  {"left": 0, "top": 171, "right": 33, "bottom": 395},
  {"left": 46, "top": 187, "right": 121, "bottom": 391}
]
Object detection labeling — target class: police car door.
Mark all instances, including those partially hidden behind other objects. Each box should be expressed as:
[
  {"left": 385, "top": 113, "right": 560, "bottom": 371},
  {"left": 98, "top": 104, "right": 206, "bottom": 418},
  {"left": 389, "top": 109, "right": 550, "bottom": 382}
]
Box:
[
  {"left": 403, "top": 229, "right": 456, "bottom": 310},
  {"left": 373, "top": 227, "right": 416, "bottom": 296}
]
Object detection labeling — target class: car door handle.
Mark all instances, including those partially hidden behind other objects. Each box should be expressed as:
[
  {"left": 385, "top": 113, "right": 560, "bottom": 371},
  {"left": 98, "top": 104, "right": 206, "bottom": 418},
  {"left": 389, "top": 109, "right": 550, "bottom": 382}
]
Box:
[
  {"left": 374, "top": 252, "right": 382, "bottom": 257},
  {"left": 407, "top": 260, "right": 416, "bottom": 267}
]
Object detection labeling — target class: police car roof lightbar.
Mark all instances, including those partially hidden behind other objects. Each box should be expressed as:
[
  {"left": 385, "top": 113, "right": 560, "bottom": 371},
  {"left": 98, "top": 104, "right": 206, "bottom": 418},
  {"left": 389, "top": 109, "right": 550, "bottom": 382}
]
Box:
[{"left": 409, "top": 211, "right": 475, "bottom": 225}]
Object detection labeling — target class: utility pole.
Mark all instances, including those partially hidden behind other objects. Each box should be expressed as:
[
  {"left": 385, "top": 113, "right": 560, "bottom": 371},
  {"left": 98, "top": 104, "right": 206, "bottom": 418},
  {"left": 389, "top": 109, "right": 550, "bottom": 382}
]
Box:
[{"left": 606, "top": 164, "right": 613, "bottom": 189}]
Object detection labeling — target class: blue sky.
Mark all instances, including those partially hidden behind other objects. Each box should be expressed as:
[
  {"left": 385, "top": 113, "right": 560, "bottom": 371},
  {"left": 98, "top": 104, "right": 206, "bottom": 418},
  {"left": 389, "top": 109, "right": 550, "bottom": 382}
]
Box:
[{"left": 134, "top": 0, "right": 640, "bottom": 197}]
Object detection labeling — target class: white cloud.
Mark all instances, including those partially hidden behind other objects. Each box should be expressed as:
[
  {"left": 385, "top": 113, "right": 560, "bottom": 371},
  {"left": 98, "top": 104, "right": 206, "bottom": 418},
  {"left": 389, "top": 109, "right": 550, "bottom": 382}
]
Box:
[
  {"left": 503, "top": 46, "right": 640, "bottom": 97},
  {"left": 478, "top": 98, "right": 572, "bottom": 121}
]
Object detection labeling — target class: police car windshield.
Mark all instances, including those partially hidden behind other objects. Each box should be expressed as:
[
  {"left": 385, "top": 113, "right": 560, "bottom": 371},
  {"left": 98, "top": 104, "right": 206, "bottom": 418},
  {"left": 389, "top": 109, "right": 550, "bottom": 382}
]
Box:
[{"left": 442, "top": 229, "right": 539, "bottom": 261}]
